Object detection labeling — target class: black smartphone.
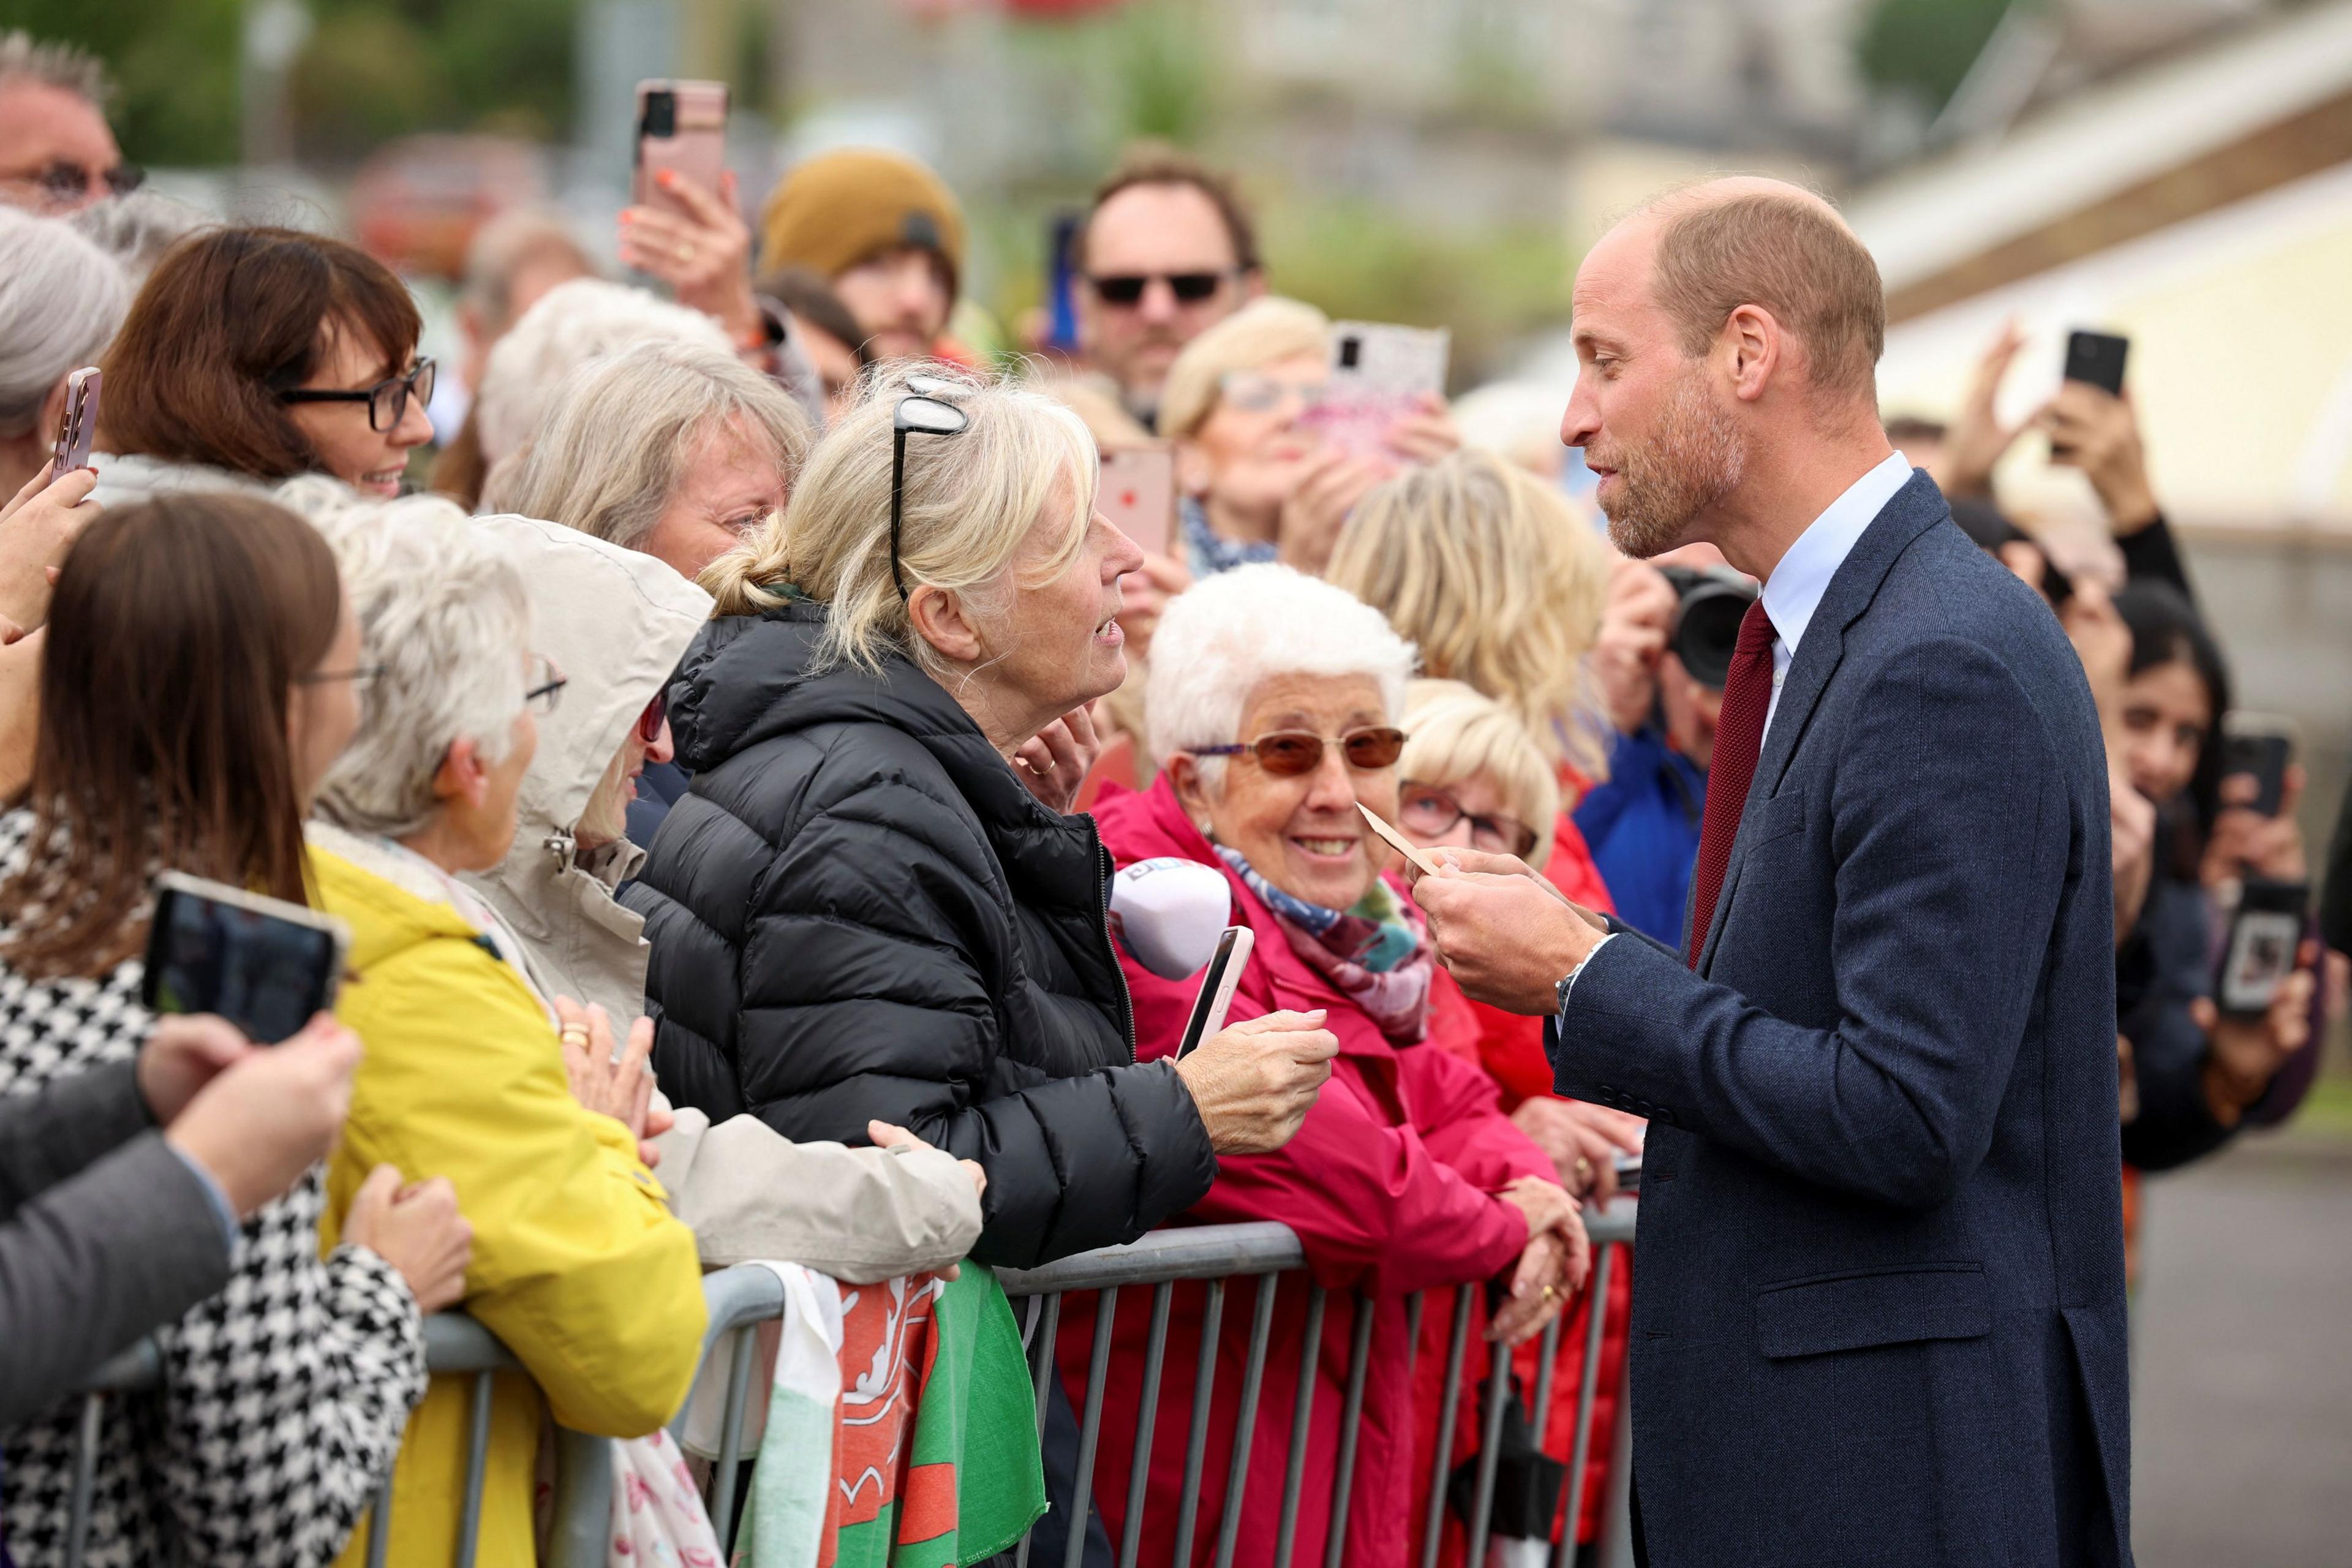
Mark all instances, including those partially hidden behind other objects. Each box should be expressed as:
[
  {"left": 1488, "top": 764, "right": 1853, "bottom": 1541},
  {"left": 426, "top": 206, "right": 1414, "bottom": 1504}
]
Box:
[
  {"left": 1176, "top": 925, "right": 1254, "bottom": 1058},
  {"left": 141, "top": 871, "right": 350, "bottom": 1044},
  {"left": 2214, "top": 878, "right": 2308, "bottom": 1020},
  {"left": 2064, "top": 330, "right": 2129, "bottom": 397},
  {"left": 2220, "top": 712, "right": 2296, "bottom": 818}
]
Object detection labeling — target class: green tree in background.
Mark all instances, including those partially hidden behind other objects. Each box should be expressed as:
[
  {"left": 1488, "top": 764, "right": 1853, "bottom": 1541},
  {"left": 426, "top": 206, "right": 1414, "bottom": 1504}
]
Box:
[
  {"left": 13, "top": 0, "right": 579, "bottom": 167},
  {"left": 1856, "top": 0, "right": 2018, "bottom": 116}
]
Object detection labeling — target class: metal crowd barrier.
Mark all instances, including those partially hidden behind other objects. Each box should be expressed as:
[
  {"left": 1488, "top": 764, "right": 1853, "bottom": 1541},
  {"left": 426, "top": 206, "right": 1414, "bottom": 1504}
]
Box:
[{"left": 62, "top": 1202, "right": 1635, "bottom": 1568}]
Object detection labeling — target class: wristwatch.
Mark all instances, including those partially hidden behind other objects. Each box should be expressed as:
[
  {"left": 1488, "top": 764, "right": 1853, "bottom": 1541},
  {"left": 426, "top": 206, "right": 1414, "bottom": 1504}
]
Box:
[{"left": 1555, "top": 930, "right": 1615, "bottom": 1016}]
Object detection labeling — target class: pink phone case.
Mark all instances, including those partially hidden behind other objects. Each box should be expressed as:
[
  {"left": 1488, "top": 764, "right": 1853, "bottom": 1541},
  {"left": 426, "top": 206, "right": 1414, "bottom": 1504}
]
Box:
[
  {"left": 633, "top": 80, "right": 729, "bottom": 214},
  {"left": 49, "top": 367, "right": 100, "bottom": 482},
  {"left": 1098, "top": 447, "right": 1175, "bottom": 557}
]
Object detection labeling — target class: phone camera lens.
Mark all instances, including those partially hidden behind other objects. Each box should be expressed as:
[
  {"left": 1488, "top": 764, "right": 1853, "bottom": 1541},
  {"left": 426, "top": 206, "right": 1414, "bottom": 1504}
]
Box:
[{"left": 642, "top": 90, "right": 677, "bottom": 138}]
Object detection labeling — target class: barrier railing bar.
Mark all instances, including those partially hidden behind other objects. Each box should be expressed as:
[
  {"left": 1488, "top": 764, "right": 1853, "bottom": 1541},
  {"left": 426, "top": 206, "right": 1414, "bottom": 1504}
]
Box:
[
  {"left": 1211, "top": 1272, "right": 1282, "bottom": 1568},
  {"left": 65, "top": 1392, "right": 100, "bottom": 1566},
  {"left": 1169, "top": 1278, "right": 1226, "bottom": 1568},
  {"left": 1014, "top": 1292, "right": 1066, "bottom": 1568},
  {"left": 1464, "top": 1312, "right": 1512, "bottom": 1567},
  {"left": 1531, "top": 1310, "right": 1564, "bottom": 1427},
  {"left": 1321, "top": 1289, "right": 1375, "bottom": 1568},
  {"left": 1402, "top": 1291, "right": 1425, "bottom": 1389},
  {"left": 998, "top": 1223, "right": 1304, "bottom": 1297},
  {"left": 1419, "top": 1287, "right": 1474, "bottom": 1568},
  {"left": 1554, "top": 1241, "right": 1619, "bottom": 1568},
  {"left": 1117, "top": 1282, "right": 1175, "bottom": 1568},
  {"left": 708, "top": 1322, "right": 756, "bottom": 1550},
  {"left": 1270, "top": 1284, "right": 1327, "bottom": 1568},
  {"left": 545, "top": 1428, "right": 616, "bottom": 1568},
  {"left": 454, "top": 1369, "right": 496, "bottom": 1568},
  {"left": 364, "top": 1476, "right": 392, "bottom": 1568},
  {"left": 1064, "top": 1286, "right": 1121, "bottom": 1568}
]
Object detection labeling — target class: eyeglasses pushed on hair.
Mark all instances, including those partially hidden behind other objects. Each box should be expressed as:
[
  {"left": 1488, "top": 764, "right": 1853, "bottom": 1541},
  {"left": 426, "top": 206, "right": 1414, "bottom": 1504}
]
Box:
[
  {"left": 888, "top": 383, "right": 971, "bottom": 603},
  {"left": 279, "top": 358, "right": 436, "bottom": 433}
]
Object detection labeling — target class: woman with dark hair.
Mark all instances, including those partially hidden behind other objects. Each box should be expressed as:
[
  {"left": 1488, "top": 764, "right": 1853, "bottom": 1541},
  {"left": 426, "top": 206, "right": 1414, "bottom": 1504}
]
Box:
[
  {"left": 90, "top": 225, "right": 435, "bottom": 506},
  {"left": 0, "top": 492, "right": 470, "bottom": 1567},
  {"left": 2108, "top": 581, "right": 2322, "bottom": 1175}
]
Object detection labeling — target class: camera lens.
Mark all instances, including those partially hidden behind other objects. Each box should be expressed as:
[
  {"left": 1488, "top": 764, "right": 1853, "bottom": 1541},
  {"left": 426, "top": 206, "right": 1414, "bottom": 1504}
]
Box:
[
  {"left": 1662, "top": 568, "right": 1760, "bottom": 690},
  {"left": 641, "top": 89, "right": 677, "bottom": 138}
]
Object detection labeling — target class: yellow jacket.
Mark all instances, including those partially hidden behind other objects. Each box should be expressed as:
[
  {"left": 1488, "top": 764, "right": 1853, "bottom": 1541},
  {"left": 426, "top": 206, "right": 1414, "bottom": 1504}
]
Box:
[{"left": 310, "top": 831, "right": 707, "bottom": 1567}]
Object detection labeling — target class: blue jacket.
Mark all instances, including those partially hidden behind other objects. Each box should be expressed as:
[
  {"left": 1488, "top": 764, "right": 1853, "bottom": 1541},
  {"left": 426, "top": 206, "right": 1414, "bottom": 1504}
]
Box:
[
  {"left": 1571, "top": 722, "right": 1703, "bottom": 950},
  {"left": 1552, "top": 474, "right": 2130, "bottom": 1567}
]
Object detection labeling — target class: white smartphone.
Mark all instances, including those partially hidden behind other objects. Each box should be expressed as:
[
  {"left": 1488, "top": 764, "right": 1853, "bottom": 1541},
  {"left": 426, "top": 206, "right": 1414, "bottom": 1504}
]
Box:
[{"left": 1176, "top": 925, "right": 1254, "bottom": 1058}]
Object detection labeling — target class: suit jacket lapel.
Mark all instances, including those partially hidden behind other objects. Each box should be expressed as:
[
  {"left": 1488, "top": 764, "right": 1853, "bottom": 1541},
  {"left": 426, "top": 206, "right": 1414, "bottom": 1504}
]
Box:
[{"left": 1697, "top": 472, "right": 1952, "bottom": 976}]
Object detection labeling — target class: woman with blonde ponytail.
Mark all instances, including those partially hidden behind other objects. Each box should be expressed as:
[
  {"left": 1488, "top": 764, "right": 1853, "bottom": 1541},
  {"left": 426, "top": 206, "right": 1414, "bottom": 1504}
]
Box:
[{"left": 627, "top": 363, "right": 1340, "bottom": 1278}]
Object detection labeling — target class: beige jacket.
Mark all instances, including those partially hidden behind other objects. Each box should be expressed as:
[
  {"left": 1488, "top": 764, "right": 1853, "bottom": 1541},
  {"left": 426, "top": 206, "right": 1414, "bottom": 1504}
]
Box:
[{"left": 459, "top": 514, "right": 981, "bottom": 1275}]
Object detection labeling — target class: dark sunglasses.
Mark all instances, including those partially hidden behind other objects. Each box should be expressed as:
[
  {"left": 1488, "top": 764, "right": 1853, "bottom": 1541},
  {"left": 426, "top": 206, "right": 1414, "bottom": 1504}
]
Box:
[
  {"left": 889, "top": 383, "right": 971, "bottom": 603},
  {"left": 279, "top": 357, "right": 436, "bottom": 433},
  {"left": 1398, "top": 782, "right": 1539, "bottom": 859},
  {"left": 1194, "top": 727, "right": 1407, "bottom": 777},
  {"left": 636, "top": 690, "right": 669, "bottom": 746},
  {"left": 7, "top": 159, "right": 144, "bottom": 208},
  {"left": 1090, "top": 271, "right": 1231, "bottom": 307}
]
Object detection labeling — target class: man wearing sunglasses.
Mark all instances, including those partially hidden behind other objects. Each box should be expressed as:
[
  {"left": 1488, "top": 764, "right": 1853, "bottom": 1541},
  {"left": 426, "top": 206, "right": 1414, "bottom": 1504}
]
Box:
[
  {"left": 0, "top": 31, "right": 137, "bottom": 217},
  {"left": 1075, "top": 147, "right": 1265, "bottom": 430}
]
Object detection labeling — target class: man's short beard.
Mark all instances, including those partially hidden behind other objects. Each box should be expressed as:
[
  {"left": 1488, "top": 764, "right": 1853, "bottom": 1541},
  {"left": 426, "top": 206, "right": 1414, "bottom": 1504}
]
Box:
[{"left": 1597, "top": 371, "right": 1746, "bottom": 559}]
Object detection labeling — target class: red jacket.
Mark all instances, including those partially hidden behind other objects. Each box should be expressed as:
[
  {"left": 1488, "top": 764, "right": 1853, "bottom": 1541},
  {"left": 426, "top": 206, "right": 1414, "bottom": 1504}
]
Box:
[{"left": 1060, "top": 778, "right": 1555, "bottom": 1568}]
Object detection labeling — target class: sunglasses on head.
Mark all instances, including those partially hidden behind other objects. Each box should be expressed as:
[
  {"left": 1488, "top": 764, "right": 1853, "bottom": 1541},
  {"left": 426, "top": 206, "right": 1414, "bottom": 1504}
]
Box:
[
  {"left": 888, "top": 386, "right": 972, "bottom": 603},
  {"left": 1398, "top": 782, "right": 1540, "bottom": 859},
  {"left": 1090, "top": 271, "right": 1231, "bottom": 307},
  {"left": 1194, "top": 727, "right": 1407, "bottom": 777}
]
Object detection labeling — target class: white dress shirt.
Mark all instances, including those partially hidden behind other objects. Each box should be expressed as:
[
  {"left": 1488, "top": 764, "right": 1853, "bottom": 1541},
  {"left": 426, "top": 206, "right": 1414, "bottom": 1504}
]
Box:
[{"left": 1758, "top": 450, "right": 1915, "bottom": 740}]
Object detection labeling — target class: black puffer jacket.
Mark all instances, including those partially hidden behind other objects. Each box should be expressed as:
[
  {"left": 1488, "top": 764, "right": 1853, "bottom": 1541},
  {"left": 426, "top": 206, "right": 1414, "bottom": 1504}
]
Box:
[{"left": 624, "top": 600, "right": 1217, "bottom": 1268}]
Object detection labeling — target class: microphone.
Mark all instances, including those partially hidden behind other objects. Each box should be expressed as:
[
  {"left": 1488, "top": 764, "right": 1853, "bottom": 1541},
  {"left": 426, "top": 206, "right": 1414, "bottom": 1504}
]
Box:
[{"left": 1108, "top": 858, "right": 1234, "bottom": 979}]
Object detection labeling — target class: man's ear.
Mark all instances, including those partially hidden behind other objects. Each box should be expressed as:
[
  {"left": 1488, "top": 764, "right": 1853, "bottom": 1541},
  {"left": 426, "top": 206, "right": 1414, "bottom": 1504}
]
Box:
[
  {"left": 1721, "top": 303, "right": 1784, "bottom": 405},
  {"left": 432, "top": 736, "right": 489, "bottom": 809},
  {"left": 907, "top": 584, "right": 984, "bottom": 666}
]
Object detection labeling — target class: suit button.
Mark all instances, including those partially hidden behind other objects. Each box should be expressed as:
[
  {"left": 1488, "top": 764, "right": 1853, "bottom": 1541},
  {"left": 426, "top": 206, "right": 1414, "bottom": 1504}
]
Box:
[{"left": 1597, "top": 1084, "right": 1614, "bottom": 1096}]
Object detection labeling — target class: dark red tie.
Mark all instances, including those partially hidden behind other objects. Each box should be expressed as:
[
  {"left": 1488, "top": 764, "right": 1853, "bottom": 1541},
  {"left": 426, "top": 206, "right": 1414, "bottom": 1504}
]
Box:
[{"left": 1686, "top": 599, "right": 1778, "bottom": 967}]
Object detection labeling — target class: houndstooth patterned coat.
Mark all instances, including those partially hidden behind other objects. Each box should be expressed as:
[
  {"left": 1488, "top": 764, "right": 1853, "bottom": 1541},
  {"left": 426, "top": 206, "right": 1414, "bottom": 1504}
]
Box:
[{"left": 0, "top": 813, "right": 428, "bottom": 1567}]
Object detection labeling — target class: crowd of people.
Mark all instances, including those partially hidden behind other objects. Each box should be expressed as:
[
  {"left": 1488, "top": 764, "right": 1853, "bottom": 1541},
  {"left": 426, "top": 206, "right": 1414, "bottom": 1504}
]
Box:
[{"left": 1, "top": 22, "right": 2346, "bottom": 1568}]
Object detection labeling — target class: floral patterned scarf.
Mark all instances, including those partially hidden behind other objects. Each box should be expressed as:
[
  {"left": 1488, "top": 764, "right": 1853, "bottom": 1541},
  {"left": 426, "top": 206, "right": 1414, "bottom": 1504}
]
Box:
[{"left": 1216, "top": 846, "right": 1434, "bottom": 1046}]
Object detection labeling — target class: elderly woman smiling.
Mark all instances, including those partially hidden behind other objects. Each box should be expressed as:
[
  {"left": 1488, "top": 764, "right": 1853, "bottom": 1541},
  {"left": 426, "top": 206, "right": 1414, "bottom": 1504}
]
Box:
[{"left": 1077, "top": 564, "right": 1589, "bottom": 1568}]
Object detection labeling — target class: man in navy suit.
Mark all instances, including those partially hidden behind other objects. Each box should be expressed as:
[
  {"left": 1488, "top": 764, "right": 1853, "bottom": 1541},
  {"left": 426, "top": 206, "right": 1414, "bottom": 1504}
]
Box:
[{"left": 1415, "top": 178, "right": 2130, "bottom": 1566}]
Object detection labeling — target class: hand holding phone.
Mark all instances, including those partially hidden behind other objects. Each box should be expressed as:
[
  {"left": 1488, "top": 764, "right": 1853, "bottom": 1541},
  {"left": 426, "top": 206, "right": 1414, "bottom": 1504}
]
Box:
[
  {"left": 1177, "top": 926, "right": 1254, "bottom": 1057},
  {"left": 632, "top": 80, "right": 729, "bottom": 216},
  {"left": 2219, "top": 712, "right": 2296, "bottom": 818},
  {"left": 49, "top": 367, "right": 100, "bottom": 483},
  {"left": 2063, "top": 331, "right": 2128, "bottom": 398},
  {"left": 2214, "top": 878, "right": 2309, "bottom": 1019}
]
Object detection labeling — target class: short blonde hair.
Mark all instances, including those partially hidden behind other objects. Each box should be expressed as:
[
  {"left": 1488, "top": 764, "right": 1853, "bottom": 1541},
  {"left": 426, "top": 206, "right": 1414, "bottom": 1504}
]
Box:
[
  {"left": 1401, "top": 679, "right": 1561, "bottom": 867},
  {"left": 1157, "top": 296, "right": 1329, "bottom": 442},
  {"left": 1327, "top": 448, "right": 1613, "bottom": 778},
  {"left": 492, "top": 338, "right": 812, "bottom": 554},
  {"left": 701, "top": 363, "right": 1096, "bottom": 679}
]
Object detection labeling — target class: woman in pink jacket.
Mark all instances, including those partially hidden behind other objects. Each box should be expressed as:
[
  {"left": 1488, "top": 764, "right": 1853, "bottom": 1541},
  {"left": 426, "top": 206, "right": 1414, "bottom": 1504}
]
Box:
[{"left": 1062, "top": 564, "right": 1588, "bottom": 1568}]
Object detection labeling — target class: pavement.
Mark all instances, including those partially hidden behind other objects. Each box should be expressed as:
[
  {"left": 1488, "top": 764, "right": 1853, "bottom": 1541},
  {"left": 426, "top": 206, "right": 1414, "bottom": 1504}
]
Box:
[{"left": 2131, "top": 1125, "right": 2352, "bottom": 1567}]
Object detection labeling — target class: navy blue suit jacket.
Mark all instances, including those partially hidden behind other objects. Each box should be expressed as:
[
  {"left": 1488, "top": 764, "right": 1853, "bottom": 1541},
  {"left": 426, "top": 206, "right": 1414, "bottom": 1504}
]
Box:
[{"left": 1551, "top": 474, "right": 2131, "bottom": 1567}]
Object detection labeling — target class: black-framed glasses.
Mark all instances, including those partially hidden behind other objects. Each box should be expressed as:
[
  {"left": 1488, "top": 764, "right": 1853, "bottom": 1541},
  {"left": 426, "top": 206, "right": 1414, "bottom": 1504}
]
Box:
[
  {"left": 1193, "top": 727, "right": 1408, "bottom": 777},
  {"left": 523, "top": 653, "right": 567, "bottom": 715},
  {"left": 1398, "top": 780, "right": 1540, "bottom": 858},
  {"left": 279, "top": 357, "right": 436, "bottom": 433},
  {"left": 1090, "top": 271, "right": 1234, "bottom": 307},
  {"left": 295, "top": 663, "right": 386, "bottom": 688},
  {"left": 1, "top": 159, "right": 143, "bottom": 211},
  {"left": 888, "top": 391, "right": 970, "bottom": 603}
]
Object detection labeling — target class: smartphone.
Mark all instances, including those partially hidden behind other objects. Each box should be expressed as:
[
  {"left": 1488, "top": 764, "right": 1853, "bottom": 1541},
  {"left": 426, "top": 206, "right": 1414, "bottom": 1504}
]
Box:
[
  {"left": 1306, "top": 322, "right": 1450, "bottom": 463},
  {"left": 2214, "top": 877, "right": 2308, "bottom": 1019},
  {"left": 1176, "top": 925, "right": 1254, "bottom": 1058},
  {"left": 2220, "top": 712, "right": 2297, "bottom": 817},
  {"left": 633, "top": 80, "right": 729, "bottom": 216},
  {"left": 140, "top": 871, "right": 351, "bottom": 1045},
  {"left": 1098, "top": 447, "right": 1175, "bottom": 557},
  {"left": 48, "top": 366, "right": 100, "bottom": 483},
  {"left": 2063, "top": 330, "right": 2129, "bottom": 398},
  {"left": 1045, "top": 211, "right": 1083, "bottom": 356}
]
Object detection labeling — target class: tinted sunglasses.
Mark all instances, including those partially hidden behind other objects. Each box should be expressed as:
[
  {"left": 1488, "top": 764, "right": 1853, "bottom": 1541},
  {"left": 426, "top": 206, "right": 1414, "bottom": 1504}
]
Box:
[
  {"left": 636, "top": 690, "right": 669, "bottom": 746},
  {"left": 1090, "top": 271, "right": 1231, "bottom": 307},
  {"left": 1398, "top": 782, "right": 1539, "bottom": 859},
  {"left": 1194, "top": 727, "right": 1407, "bottom": 777},
  {"left": 279, "top": 358, "right": 436, "bottom": 433}
]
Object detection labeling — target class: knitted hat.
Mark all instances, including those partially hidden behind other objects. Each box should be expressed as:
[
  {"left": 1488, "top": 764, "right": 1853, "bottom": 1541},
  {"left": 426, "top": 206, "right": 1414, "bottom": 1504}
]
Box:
[{"left": 758, "top": 148, "right": 966, "bottom": 300}]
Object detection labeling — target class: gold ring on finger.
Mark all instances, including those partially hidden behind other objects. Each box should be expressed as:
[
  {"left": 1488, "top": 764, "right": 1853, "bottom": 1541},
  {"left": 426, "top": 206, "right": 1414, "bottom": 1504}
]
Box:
[{"left": 560, "top": 1025, "right": 590, "bottom": 1047}]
